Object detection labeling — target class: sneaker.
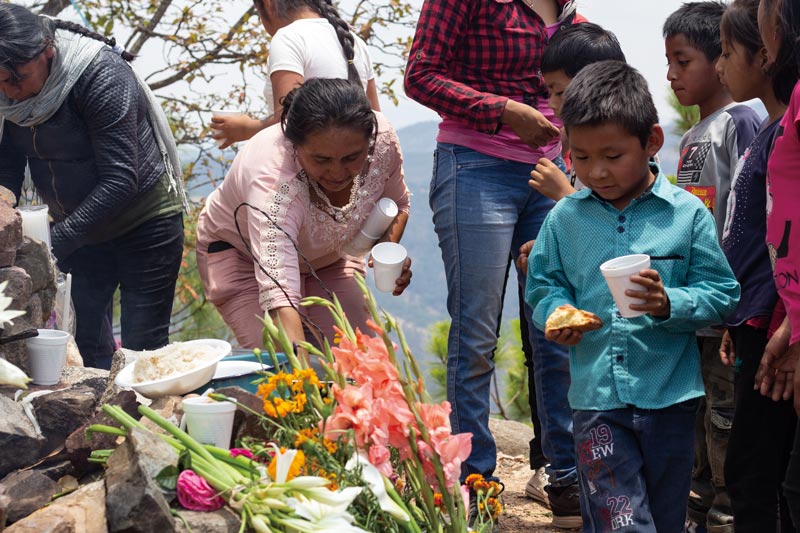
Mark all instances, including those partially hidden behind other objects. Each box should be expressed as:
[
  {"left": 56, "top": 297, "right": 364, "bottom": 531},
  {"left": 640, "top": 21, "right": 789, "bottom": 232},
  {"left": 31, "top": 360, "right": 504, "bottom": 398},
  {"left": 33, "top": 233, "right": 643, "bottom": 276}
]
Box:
[
  {"left": 545, "top": 482, "right": 583, "bottom": 530},
  {"left": 524, "top": 465, "right": 550, "bottom": 508}
]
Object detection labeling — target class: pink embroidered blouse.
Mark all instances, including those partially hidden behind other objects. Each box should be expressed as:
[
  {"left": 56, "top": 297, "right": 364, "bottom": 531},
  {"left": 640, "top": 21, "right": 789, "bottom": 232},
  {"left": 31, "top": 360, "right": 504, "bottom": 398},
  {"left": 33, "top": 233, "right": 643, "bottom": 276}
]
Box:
[{"left": 196, "top": 112, "right": 410, "bottom": 311}]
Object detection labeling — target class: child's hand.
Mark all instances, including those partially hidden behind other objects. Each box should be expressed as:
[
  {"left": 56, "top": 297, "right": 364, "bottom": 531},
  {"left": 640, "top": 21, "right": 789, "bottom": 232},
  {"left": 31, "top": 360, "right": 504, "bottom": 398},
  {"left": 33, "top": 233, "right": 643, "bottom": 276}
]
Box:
[
  {"left": 516, "top": 240, "right": 535, "bottom": 274},
  {"left": 529, "top": 158, "right": 575, "bottom": 202},
  {"left": 626, "top": 269, "right": 671, "bottom": 317},
  {"left": 545, "top": 327, "right": 583, "bottom": 346},
  {"left": 719, "top": 329, "right": 735, "bottom": 366}
]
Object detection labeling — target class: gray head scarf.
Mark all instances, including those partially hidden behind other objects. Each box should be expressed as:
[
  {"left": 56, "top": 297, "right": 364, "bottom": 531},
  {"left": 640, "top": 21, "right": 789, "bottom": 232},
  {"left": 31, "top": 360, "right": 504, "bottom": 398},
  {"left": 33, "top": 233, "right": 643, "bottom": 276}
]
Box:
[{"left": 0, "top": 28, "right": 187, "bottom": 210}]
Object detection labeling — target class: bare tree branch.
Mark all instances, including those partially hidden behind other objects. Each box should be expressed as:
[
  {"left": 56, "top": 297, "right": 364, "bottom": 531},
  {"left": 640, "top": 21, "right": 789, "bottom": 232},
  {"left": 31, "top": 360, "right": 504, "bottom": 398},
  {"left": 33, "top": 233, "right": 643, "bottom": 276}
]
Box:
[
  {"left": 126, "top": 0, "right": 173, "bottom": 55},
  {"left": 38, "top": 0, "right": 70, "bottom": 16}
]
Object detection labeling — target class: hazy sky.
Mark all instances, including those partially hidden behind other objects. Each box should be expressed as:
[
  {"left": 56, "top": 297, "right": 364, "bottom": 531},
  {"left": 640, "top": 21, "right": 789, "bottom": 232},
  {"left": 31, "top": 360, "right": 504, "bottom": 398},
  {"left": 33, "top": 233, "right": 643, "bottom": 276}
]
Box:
[{"left": 379, "top": 0, "right": 692, "bottom": 129}]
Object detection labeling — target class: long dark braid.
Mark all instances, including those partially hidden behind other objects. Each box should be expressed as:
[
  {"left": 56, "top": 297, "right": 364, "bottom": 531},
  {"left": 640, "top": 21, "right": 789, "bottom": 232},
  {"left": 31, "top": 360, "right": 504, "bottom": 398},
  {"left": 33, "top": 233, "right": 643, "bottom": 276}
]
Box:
[
  {"left": 310, "top": 0, "right": 361, "bottom": 85},
  {"left": 51, "top": 19, "right": 135, "bottom": 62},
  {"left": 255, "top": 0, "right": 362, "bottom": 86}
]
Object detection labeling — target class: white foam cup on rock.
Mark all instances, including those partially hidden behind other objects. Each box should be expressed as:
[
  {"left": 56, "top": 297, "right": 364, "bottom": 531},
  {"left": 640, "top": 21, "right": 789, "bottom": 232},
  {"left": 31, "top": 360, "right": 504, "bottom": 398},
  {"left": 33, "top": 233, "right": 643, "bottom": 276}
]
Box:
[
  {"left": 599, "top": 254, "right": 651, "bottom": 318},
  {"left": 182, "top": 396, "right": 236, "bottom": 449},
  {"left": 26, "top": 329, "right": 69, "bottom": 385},
  {"left": 371, "top": 242, "right": 407, "bottom": 293}
]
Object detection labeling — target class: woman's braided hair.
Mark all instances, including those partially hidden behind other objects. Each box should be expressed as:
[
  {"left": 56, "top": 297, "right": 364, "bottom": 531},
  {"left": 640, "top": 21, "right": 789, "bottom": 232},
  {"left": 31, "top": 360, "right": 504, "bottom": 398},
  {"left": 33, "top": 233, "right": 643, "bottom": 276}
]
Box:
[
  {"left": 254, "top": 0, "right": 361, "bottom": 85},
  {"left": 51, "top": 19, "right": 135, "bottom": 62},
  {"left": 0, "top": 3, "right": 134, "bottom": 76}
]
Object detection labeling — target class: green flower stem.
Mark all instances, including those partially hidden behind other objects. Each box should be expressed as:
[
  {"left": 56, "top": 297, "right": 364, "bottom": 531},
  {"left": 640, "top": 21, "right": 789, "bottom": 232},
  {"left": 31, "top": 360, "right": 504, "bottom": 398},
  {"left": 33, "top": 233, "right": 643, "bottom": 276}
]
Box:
[
  {"left": 137, "top": 405, "right": 239, "bottom": 486},
  {"left": 85, "top": 424, "right": 127, "bottom": 438},
  {"left": 383, "top": 476, "right": 422, "bottom": 533}
]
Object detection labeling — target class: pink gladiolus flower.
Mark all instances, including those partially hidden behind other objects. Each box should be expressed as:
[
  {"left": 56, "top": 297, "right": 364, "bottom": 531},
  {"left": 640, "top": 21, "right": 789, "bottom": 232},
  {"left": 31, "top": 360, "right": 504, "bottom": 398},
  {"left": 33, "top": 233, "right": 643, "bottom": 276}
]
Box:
[
  {"left": 229, "top": 448, "right": 254, "bottom": 460},
  {"left": 368, "top": 443, "right": 393, "bottom": 477},
  {"left": 176, "top": 470, "right": 225, "bottom": 511}
]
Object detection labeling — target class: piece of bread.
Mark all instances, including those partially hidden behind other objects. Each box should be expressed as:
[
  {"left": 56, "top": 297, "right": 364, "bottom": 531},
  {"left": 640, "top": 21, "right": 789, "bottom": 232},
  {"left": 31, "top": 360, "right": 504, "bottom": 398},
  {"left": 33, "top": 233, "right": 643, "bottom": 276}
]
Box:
[{"left": 545, "top": 305, "right": 603, "bottom": 334}]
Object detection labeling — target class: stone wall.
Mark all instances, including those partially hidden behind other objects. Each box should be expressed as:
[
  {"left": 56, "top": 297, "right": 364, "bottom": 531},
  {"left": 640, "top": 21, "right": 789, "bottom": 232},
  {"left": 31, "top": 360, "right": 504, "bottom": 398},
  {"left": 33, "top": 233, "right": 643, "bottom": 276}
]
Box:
[{"left": 0, "top": 201, "right": 58, "bottom": 374}]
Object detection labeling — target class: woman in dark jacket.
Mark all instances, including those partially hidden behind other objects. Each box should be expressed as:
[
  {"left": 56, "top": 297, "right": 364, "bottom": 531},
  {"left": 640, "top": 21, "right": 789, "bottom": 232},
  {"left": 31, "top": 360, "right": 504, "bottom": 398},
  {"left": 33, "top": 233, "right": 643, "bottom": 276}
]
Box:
[{"left": 0, "top": 3, "right": 186, "bottom": 369}]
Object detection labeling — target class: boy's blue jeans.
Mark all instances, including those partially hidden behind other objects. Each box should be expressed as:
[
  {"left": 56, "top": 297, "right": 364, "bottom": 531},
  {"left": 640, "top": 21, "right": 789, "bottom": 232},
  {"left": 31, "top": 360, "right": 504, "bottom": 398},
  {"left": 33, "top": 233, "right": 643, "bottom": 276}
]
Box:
[
  {"left": 574, "top": 399, "right": 699, "bottom": 532},
  {"left": 430, "top": 143, "right": 577, "bottom": 485}
]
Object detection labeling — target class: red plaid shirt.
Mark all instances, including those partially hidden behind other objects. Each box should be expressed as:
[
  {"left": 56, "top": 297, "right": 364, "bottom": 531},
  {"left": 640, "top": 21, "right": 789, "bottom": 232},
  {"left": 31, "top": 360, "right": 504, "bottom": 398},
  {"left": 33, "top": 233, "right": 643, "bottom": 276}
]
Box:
[{"left": 404, "top": 0, "right": 569, "bottom": 134}]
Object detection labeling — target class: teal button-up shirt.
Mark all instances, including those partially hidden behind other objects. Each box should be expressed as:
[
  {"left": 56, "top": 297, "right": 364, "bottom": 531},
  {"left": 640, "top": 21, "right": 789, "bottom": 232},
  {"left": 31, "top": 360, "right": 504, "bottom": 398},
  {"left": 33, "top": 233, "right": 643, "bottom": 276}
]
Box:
[{"left": 526, "top": 170, "right": 740, "bottom": 411}]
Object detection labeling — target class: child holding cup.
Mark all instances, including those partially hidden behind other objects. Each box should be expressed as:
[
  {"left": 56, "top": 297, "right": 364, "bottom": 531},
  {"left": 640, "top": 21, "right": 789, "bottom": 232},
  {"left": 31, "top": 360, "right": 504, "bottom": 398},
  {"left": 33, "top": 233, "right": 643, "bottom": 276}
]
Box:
[{"left": 525, "top": 61, "right": 740, "bottom": 531}]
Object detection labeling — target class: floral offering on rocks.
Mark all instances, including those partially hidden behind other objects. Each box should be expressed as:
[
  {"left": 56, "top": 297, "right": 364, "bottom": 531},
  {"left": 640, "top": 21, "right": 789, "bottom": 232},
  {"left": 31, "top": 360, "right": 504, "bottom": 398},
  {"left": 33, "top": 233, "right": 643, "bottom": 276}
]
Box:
[{"left": 88, "top": 275, "right": 501, "bottom": 532}]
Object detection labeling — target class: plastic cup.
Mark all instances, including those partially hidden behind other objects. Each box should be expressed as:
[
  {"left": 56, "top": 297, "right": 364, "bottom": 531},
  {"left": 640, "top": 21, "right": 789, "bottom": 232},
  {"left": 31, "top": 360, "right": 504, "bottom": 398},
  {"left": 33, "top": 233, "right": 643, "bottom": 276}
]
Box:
[
  {"left": 19, "top": 205, "right": 51, "bottom": 249},
  {"left": 209, "top": 109, "right": 243, "bottom": 148},
  {"left": 371, "top": 242, "right": 407, "bottom": 293},
  {"left": 26, "top": 329, "right": 69, "bottom": 385},
  {"left": 182, "top": 397, "right": 236, "bottom": 449},
  {"left": 361, "top": 198, "right": 399, "bottom": 240},
  {"left": 599, "top": 254, "right": 651, "bottom": 318}
]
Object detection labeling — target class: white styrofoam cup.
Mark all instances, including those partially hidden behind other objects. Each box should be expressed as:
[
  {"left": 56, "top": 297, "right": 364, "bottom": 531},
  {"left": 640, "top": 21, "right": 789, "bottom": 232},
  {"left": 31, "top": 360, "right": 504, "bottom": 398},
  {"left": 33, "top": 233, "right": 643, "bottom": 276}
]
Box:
[
  {"left": 182, "top": 396, "right": 236, "bottom": 449},
  {"left": 599, "top": 254, "right": 651, "bottom": 318},
  {"left": 26, "top": 329, "right": 69, "bottom": 385},
  {"left": 370, "top": 242, "right": 407, "bottom": 293}
]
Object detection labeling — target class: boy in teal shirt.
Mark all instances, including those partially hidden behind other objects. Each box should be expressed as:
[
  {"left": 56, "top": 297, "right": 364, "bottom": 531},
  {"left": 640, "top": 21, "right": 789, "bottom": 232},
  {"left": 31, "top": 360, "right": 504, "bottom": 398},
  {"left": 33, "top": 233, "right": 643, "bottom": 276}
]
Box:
[{"left": 525, "top": 60, "right": 740, "bottom": 532}]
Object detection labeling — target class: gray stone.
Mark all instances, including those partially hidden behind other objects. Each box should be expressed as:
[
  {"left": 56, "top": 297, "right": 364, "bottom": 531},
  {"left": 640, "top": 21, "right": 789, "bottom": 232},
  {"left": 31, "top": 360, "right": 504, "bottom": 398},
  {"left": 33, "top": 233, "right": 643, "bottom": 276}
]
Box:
[
  {"left": 143, "top": 396, "right": 183, "bottom": 434},
  {"left": 0, "top": 395, "right": 46, "bottom": 478},
  {"left": 6, "top": 479, "right": 106, "bottom": 533},
  {"left": 22, "top": 293, "right": 42, "bottom": 330},
  {"left": 0, "top": 486, "right": 9, "bottom": 531},
  {"left": 1, "top": 342, "right": 28, "bottom": 377},
  {"left": 65, "top": 390, "right": 139, "bottom": 476},
  {"left": 32, "top": 387, "right": 100, "bottom": 448},
  {"left": 59, "top": 366, "right": 107, "bottom": 392},
  {"left": 0, "top": 203, "right": 22, "bottom": 268},
  {"left": 30, "top": 460, "right": 74, "bottom": 482},
  {"left": 174, "top": 508, "right": 242, "bottom": 532},
  {"left": 38, "top": 286, "right": 56, "bottom": 326},
  {"left": 105, "top": 427, "right": 178, "bottom": 533},
  {"left": 0, "top": 470, "right": 60, "bottom": 524},
  {"left": 0, "top": 186, "right": 16, "bottom": 207},
  {"left": 99, "top": 350, "right": 126, "bottom": 406},
  {"left": 489, "top": 418, "right": 533, "bottom": 458},
  {"left": 64, "top": 337, "right": 83, "bottom": 368},
  {"left": 14, "top": 238, "right": 56, "bottom": 293},
  {"left": 0, "top": 266, "right": 31, "bottom": 313}
]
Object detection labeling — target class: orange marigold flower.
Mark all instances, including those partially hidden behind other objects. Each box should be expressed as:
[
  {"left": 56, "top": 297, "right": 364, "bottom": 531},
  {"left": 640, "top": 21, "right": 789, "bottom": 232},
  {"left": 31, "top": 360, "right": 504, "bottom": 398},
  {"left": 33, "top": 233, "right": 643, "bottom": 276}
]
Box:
[
  {"left": 465, "top": 473, "right": 483, "bottom": 489},
  {"left": 433, "top": 493, "right": 444, "bottom": 507},
  {"left": 267, "top": 448, "right": 306, "bottom": 481}
]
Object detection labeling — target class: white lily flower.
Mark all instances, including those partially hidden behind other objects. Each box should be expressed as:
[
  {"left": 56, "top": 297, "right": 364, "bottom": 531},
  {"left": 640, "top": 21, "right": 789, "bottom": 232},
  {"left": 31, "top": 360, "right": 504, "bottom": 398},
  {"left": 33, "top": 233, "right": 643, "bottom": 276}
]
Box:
[
  {"left": 282, "top": 494, "right": 368, "bottom": 533},
  {"left": 0, "top": 357, "right": 30, "bottom": 389},
  {"left": 292, "top": 485, "right": 363, "bottom": 508},
  {"left": 0, "top": 281, "right": 25, "bottom": 326},
  {"left": 346, "top": 453, "right": 410, "bottom": 522},
  {"left": 283, "top": 476, "right": 331, "bottom": 489},
  {"left": 269, "top": 445, "right": 298, "bottom": 483}
]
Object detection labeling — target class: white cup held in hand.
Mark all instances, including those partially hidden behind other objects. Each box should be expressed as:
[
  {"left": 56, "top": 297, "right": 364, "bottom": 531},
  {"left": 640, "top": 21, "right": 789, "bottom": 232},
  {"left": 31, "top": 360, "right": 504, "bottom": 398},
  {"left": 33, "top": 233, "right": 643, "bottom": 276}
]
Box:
[
  {"left": 182, "top": 396, "right": 237, "bottom": 449},
  {"left": 371, "top": 242, "right": 407, "bottom": 293},
  {"left": 599, "top": 254, "right": 651, "bottom": 318},
  {"left": 26, "top": 329, "right": 69, "bottom": 385},
  {"left": 209, "top": 109, "right": 243, "bottom": 148}
]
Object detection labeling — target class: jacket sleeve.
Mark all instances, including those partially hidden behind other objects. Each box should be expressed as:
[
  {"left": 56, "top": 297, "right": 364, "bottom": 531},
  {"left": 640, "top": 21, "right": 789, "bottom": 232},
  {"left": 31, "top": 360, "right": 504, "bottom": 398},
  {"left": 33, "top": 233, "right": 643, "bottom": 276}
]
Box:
[
  {"left": 660, "top": 206, "right": 741, "bottom": 332},
  {"left": 49, "top": 53, "right": 145, "bottom": 261},
  {"left": 0, "top": 125, "right": 26, "bottom": 201}
]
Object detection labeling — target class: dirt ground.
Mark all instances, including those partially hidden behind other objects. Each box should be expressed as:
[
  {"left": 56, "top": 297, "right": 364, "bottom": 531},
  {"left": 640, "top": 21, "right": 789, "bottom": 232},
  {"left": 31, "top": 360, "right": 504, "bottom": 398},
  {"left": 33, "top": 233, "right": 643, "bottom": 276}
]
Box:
[{"left": 495, "top": 454, "right": 577, "bottom": 533}]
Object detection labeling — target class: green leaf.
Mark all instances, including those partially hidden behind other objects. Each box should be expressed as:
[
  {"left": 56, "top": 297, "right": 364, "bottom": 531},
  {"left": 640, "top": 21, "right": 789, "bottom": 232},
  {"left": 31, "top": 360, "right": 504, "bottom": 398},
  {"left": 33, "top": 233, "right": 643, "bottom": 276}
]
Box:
[{"left": 156, "top": 465, "right": 180, "bottom": 492}]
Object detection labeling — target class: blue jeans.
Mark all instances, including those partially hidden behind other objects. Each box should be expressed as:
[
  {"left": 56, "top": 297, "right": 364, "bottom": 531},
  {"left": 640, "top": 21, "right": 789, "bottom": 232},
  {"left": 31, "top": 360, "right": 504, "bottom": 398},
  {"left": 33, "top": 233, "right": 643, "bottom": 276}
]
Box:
[
  {"left": 430, "top": 143, "right": 576, "bottom": 484},
  {"left": 60, "top": 214, "right": 184, "bottom": 369},
  {"left": 574, "top": 399, "right": 699, "bottom": 532}
]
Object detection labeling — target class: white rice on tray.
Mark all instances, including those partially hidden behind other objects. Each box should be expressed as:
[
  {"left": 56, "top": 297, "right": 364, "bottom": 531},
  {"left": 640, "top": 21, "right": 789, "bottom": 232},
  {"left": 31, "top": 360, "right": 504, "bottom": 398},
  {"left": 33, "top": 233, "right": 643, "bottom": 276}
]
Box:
[{"left": 131, "top": 342, "right": 221, "bottom": 383}]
